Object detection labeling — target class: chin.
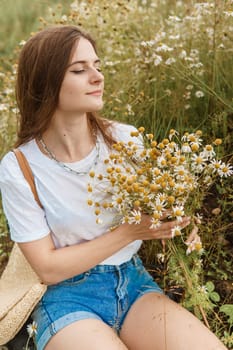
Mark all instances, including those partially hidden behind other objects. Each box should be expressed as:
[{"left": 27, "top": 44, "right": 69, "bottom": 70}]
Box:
[{"left": 89, "top": 102, "right": 104, "bottom": 112}]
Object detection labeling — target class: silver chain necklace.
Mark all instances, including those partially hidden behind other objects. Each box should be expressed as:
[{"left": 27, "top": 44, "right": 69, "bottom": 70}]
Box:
[{"left": 38, "top": 137, "right": 100, "bottom": 176}]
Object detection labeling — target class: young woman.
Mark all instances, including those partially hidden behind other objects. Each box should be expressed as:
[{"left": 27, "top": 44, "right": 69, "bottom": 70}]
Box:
[{"left": 0, "top": 25, "right": 227, "bottom": 350}]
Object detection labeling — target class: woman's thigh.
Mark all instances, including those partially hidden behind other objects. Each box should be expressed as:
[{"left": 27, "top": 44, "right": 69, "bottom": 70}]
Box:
[
  {"left": 45, "top": 318, "right": 128, "bottom": 350},
  {"left": 120, "top": 293, "right": 227, "bottom": 350}
]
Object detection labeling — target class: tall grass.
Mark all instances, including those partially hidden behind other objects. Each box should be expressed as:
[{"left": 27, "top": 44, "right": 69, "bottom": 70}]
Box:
[
  {"left": 0, "top": 0, "right": 232, "bottom": 346},
  {"left": 0, "top": 0, "right": 62, "bottom": 58}
]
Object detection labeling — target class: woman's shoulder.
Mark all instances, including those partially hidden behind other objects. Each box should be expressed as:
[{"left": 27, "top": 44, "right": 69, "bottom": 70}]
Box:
[
  {"left": 0, "top": 140, "right": 35, "bottom": 182},
  {"left": 111, "top": 121, "right": 138, "bottom": 141},
  {"left": 0, "top": 150, "right": 25, "bottom": 190},
  {"left": 0, "top": 150, "right": 18, "bottom": 174}
]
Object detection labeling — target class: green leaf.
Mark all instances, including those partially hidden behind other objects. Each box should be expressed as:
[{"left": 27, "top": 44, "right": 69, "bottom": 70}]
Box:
[
  {"left": 220, "top": 304, "right": 233, "bottom": 324},
  {"left": 210, "top": 291, "right": 220, "bottom": 303},
  {"left": 205, "top": 281, "right": 215, "bottom": 292}
]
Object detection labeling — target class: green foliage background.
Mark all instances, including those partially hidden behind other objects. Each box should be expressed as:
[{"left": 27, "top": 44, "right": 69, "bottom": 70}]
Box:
[{"left": 0, "top": 0, "right": 232, "bottom": 346}]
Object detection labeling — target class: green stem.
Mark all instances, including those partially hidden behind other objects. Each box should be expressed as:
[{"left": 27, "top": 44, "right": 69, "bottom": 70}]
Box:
[{"left": 25, "top": 336, "right": 31, "bottom": 350}]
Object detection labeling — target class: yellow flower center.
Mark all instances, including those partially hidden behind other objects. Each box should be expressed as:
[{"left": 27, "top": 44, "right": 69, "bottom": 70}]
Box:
[
  {"left": 134, "top": 214, "right": 141, "bottom": 221},
  {"left": 195, "top": 242, "right": 202, "bottom": 251},
  {"left": 134, "top": 200, "right": 140, "bottom": 207},
  {"left": 214, "top": 138, "right": 222, "bottom": 145},
  {"left": 89, "top": 170, "right": 95, "bottom": 178},
  {"left": 191, "top": 143, "right": 199, "bottom": 151},
  {"left": 116, "top": 198, "right": 123, "bottom": 204},
  {"left": 195, "top": 157, "right": 203, "bottom": 164},
  {"left": 167, "top": 195, "right": 175, "bottom": 204},
  {"left": 205, "top": 145, "right": 213, "bottom": 151}
]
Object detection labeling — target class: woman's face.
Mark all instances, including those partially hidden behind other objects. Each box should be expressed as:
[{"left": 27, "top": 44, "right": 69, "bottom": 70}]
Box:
[{"left": 57, "top": 37, "right": 104, "bottom": 117}]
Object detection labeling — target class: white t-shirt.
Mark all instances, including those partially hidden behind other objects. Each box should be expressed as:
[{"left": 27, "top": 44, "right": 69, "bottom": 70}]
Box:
[{"left": 0, "top": 122, "right": 142, "bottom": 265}]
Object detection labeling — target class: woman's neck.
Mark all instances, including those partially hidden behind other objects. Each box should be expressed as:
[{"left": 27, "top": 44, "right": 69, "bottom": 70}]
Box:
[{"left": 41, "top": 114, "right": 96, "bottom": 162}]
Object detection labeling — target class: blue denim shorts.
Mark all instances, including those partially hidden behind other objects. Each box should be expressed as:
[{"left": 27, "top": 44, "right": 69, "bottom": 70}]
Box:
[{"left": 32, "top": 255, "right": 163, "bottom": 350}]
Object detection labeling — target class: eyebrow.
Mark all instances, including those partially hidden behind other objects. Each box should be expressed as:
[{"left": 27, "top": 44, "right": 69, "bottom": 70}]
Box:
[{"left": 67, "top": 59, "right": 101, "bottom": 68}]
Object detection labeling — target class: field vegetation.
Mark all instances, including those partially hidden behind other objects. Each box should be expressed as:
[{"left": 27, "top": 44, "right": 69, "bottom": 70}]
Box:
[{"left": 0, "top": 0, "right": 232, "bottom": 347}]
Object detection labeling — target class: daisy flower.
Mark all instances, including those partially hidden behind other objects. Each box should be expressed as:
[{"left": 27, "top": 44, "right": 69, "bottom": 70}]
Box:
[
  {"left": 171, "top": 225, "right": 182, "bottom": 238},
  {"left": 181, "top": 142, "right": 192, "bottom": 153},
  {"left": 210, "top": 159, "right": 222, "bottom": 172},
  {"left": 186, "top": 236, "right": 203, "bottom": 255},
  {"left": 191, "top": 154, "right": 207, "bottom": 172},
  {"left": 150, "top": 217, "right": 162, "bottom": 229},
  {"left": 128, "top": 209, "right": 142, "bottom": 224},
  {"left": 195, "top": 90, "right": 205, "bottom": 98},
  {"left": 197, "top": 285, "right": 208, "bottom": 294},
  {"left": 27, "top": 321, "right": 38, "bottom": 337},
  {"left": 201, "top": 145, "right": 216, "bottom": 159},
  {"left": 172, "top": 206, "right": 185, "bottom": 221},
  {"left": 218, "top": 163, "right": 233, "bottom": 178}
]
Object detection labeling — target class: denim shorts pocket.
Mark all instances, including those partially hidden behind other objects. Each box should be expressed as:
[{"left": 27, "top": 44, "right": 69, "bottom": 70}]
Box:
[
  {"left": 50, "top": 271, "right": 91, "bottom": 288},
  {"left": 134, "top": 261, "right": 154, "bottom": 281}
]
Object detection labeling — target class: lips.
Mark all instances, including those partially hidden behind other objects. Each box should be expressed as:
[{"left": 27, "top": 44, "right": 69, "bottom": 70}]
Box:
[{"left": 86, "top": 90, "right": 102, "bottom": 96}]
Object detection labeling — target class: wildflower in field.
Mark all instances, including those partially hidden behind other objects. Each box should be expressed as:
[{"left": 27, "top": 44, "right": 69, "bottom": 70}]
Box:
[
  {"left": 0, "top": 104, "right": 7, "bottom": 111},
  {"left": 165, "top": 58, "right": 176, "bottom": 65},
  {"left": 25, "top": 321, "right": 37, "bottom": 350},
  {"left": 183, "top": 91, "right": 191, "bottom": 100},
  {"left": 198, "top": 285, "right": 208, "bottom": 294},
  {"left": 218, "top": 164, "right": 233, "bottom": 178},
  {"left": 169, "top": 129, "right": 178, "bottom": 140},
  {"left": 181, "top": 142, "right": 192, "bottom": 153},
  {"left": 140, "top": 40, "right": 155, "bottom": 47},
  {"left": 195, "top": 90, "right": 205, "bottom": 98},
  {"left": 27, "top": 321, "right": 37, "bottom": 337},
  {"left": 70, "top": 1, "right": 79, "bottom": 11},
  {"left": 19, "top": 40, "right": 26, "bottom": 46},
  {"left": 202, "top": 145, "right": 215, "bottom": 158},
  {"left": 154, "top": 54, "right": 163, "bottom": 66},
  {"left": 191, "top": 154, "right": 207, "bottom": 172},
  {"left": 179, "top": 50, "right": 187, "bottom": 59},
  {"left": 186, "top": 235, "right": 203, "bottom": 255},
  {"left": 61, "top": 15, "right": 68, "bottom": 22},
  {"left": 165, "top": 89, "right": 172, "bottom": 96},
  {"left": 224, "top": 11, "right": 233, "bottom": 17},
  {"left": 155, "top": 43, "right": 173, "bottom": 52},
  {"left": 168, "top": 15, "right": 181, "bottom": 22},
  {"left": 157, "top": 253, "right": 165, "bottom": 263},
  {"left": 210, "top": 159, "right": 222, "bottom": 172}
]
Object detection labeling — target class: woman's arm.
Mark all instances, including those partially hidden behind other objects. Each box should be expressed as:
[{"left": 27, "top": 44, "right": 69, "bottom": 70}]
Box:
[{"left": 19, "top": 214, "right": 190, "bottom": 285}]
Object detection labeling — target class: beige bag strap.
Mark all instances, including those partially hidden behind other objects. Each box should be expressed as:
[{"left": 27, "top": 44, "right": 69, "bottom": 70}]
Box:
[{"left": 13, "top": 149, "right": 42, "bottom": 208}]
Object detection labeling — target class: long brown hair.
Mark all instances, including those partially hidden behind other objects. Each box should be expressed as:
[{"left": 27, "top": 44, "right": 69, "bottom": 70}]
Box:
[{"left": 15, "top": 25, "right": 114, "bottom": 147}]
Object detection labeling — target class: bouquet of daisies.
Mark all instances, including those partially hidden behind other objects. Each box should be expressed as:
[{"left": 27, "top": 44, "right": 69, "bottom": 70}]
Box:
[{"left": 87, "top": 127, "right": 232, "bottom": 254}]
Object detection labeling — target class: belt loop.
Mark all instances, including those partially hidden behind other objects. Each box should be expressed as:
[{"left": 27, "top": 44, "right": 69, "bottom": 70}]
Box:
[{"left": 132, "top": 254, "right": 138, "bottom": 266}]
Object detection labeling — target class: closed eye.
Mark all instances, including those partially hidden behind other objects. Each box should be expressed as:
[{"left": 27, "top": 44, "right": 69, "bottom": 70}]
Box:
[
  {"left": 71, "top": 67, "right": 102, "bottom": 74},
  {"left": 71, "top": 70, "right": 85, "bottom": 74}
]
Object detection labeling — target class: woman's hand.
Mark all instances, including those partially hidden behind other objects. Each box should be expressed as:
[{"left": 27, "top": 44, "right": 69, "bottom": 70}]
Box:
[{"left": 122, "top": 212, "right": 191, "bottom": 241}]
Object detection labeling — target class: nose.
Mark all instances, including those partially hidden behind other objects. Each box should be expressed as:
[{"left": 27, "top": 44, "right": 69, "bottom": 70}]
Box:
[{"left": 90, "top": 68, "right": 104, "bottom": 84}]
